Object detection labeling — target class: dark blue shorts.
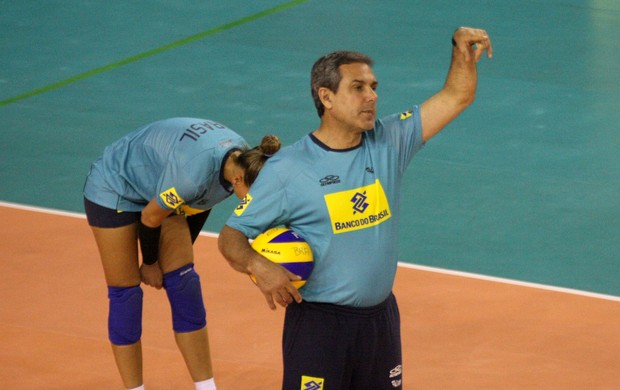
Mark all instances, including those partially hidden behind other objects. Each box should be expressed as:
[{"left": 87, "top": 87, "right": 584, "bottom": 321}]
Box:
[
  {"left": 282, "top": 293, "right": 402, "bottom": 390},
  {"left": 84, "top": 197, "right": 141, "bottom": 228}
]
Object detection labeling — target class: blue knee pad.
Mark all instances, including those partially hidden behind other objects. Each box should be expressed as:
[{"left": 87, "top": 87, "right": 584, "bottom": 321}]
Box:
[
  {"left": 107, "top": 285, "right": 143, "bottom": 345},
  {"left": 163, "top": 263, "right": 207, "bottom": 333}
]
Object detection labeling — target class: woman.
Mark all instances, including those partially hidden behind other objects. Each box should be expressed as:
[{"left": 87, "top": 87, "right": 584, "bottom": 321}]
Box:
[{"left": 83, "top": 117, "right": 280, "bottom": 390}]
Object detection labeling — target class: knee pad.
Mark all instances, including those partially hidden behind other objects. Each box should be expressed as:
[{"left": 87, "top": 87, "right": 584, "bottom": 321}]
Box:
[
  {"left": 163, "top": 263, "right": 207, "bottom": 333},
  {"left": 108, "top": 285, "right": 143, "bottom": 345}
]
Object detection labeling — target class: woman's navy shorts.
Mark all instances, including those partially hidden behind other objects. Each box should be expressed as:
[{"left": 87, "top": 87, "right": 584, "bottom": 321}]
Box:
[{"left": 84, "top": 197, "right": 141, "bottom": 228}]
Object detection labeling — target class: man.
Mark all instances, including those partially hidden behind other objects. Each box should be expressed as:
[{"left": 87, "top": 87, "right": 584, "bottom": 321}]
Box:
[{"left": 218, "top": 27, "right": 492, "bottom": 389}]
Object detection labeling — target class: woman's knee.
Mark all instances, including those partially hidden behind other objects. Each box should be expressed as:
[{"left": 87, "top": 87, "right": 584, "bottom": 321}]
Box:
[{"left": 163, "top": 264, "right": 207, "bottom": 333}]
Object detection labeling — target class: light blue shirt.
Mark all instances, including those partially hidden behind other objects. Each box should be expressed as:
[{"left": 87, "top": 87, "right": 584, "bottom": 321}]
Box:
[
  {"left": 226, "top": 107, "right": 424, "bottom": 306},
  {"left": 84, "top": 118, "right": 248, "bottom": 215}
]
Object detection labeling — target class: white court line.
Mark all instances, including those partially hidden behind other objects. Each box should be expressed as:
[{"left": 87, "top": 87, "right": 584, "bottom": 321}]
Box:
[
  {"left": 398, "top": 262, "right": 620, "bottom": 303},
  {"left": 3, "top": 200, "right": 619, "bottom": 303},
  {"left": 1, "top": 200, "right": 87, "bottom": 219}
]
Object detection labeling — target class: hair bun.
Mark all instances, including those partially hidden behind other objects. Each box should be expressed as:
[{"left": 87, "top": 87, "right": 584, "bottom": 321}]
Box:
[{"left": 259, "top": 135, "right": 282, "bottom": 156}]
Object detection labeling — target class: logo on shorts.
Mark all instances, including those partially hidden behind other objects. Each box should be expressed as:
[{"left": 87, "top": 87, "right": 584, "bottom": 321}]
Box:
[
  {"left": 399, "top": 110, "right": 413, "bottom": 120},
  {"left": 176, "top": 205, "right": 205, "bottom": 216},
  {"left": 389, "top": 364, "right": 402, "bottom": 388},
  {"left": 301, "top": 375, "right": 324, "bottom": 390}
]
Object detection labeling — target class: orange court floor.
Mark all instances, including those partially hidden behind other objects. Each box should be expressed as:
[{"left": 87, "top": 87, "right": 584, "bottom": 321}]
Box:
[{"left": 1, "top": 204, "right": 619, "bottom": 389}]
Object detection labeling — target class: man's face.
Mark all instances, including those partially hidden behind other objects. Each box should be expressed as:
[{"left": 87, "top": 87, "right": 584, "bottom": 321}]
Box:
[{"left": 328, "top": 62, "right": 378, "bottom": 131}]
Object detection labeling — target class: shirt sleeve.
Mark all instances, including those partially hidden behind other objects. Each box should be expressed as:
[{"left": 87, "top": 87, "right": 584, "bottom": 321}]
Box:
[
  {"left": 155, "top": 154, "right": 208, "bottom": 211},
  {"left": 375, "top": 105, "right": 424, "bottom": 174}
]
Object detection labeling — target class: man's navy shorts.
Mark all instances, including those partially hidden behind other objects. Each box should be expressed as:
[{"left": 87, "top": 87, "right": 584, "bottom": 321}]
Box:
[{"left": 282, "top": 292, "right": 403, "bottom": 390}]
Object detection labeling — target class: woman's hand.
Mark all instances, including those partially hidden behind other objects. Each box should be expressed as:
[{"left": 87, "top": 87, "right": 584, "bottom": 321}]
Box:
[{"left": 140, "top": 262, "right": 163, "bottom": 289}]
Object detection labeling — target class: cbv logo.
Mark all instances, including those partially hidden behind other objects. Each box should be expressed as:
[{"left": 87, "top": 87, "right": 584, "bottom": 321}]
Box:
[{"left": 351, "top": 191, "right": 369, "bottom": 214}]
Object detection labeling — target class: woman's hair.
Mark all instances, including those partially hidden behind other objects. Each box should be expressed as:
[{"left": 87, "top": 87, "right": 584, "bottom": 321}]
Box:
[
  {"left": 236, "top": 135, "right": 282, "bottom": 187},
  {"left": 310, "top": 50, "right": 374, "bottom": 118}
]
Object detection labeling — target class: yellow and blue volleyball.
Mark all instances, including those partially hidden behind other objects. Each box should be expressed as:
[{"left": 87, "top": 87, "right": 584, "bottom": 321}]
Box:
[{"left": 250, "top": 227, "right": 313, "bottom": 288}]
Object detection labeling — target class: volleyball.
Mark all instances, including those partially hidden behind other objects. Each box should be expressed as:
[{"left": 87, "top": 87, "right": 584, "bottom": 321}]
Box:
[{"left": 250, "top": 227, "right": 313, "bottom": 288}]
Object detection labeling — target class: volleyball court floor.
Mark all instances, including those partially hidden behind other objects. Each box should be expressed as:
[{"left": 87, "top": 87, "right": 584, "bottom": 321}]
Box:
[
  {"left": 2, "top": 0, "right": 620, "bottom": 388},
  {"left": 1, "top": 203, "right": 619, "bottom": 389}
]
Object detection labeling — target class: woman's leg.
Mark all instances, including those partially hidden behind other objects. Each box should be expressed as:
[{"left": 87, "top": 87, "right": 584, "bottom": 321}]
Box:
[
  {"left": 175, "top": 328, "right": 215, "bottom": 381},
  {"left": 91, "top": 223, "right": 144, "bottom": 389},
  {"left": 159, "top": 215, "right": 215, "bottom": 384}
]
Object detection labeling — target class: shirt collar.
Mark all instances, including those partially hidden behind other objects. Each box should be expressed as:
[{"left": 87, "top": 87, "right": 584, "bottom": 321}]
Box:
[{"left": 219, "top": 147, "right": 241, "bottom": 193}]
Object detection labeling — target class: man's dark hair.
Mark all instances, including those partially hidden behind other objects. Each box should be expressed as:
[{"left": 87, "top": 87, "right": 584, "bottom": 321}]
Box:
[{"left": 310, "top": 50, "right": 374, "bottom": 117}]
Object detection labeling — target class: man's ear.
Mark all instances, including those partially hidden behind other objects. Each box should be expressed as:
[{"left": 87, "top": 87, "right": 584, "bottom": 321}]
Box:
[{"left": 318, "top": 87, "right": 333, "bottom": 110}]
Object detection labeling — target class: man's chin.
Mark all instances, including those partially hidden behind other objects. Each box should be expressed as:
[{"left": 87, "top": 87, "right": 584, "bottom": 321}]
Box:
[{"left": 363, "top": 120, "right": 375, "bottom": 131}]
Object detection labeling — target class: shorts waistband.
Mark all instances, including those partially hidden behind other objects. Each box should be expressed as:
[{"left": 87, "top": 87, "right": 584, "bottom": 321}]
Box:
[{"left": 299, "top": 292, "right": 395, "bottom": 318}]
